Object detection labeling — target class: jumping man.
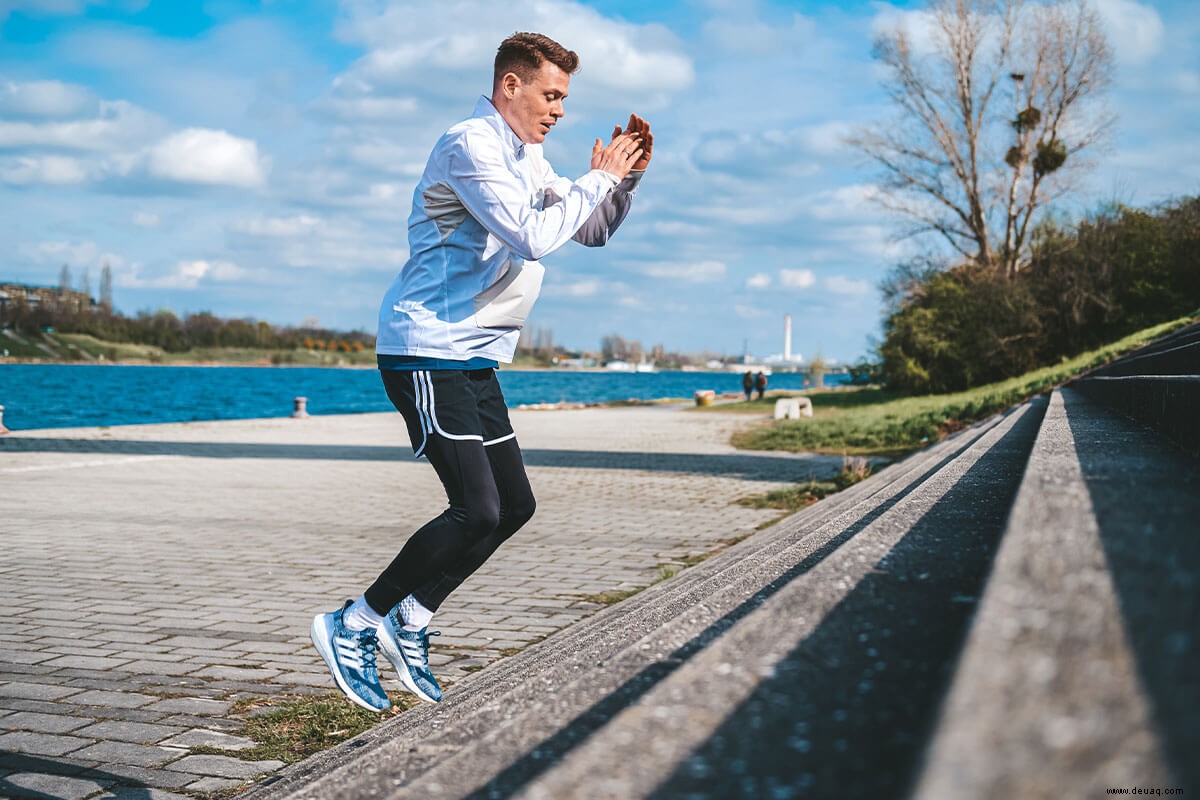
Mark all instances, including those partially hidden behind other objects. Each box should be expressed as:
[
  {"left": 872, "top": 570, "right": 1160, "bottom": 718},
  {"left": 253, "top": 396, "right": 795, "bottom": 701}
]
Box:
[{"left": 311, "top": 32, "right": 653, "bottom": 710}]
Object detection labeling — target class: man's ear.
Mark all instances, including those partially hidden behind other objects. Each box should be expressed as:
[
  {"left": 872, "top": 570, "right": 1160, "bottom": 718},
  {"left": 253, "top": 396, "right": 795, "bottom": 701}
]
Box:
[{"left": 500, "top": 72, "right": 521, "bottom": 100}]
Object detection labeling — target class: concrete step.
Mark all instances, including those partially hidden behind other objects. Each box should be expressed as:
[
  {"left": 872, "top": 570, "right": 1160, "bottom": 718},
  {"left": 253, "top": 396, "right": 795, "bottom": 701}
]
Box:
[
  {"left": 247, "top": 402, "right": 1044, "bottom": 800},
  {"left": 509, "top": 396, "right": 1046, "bottom": 800},
  {"left": 1073, "top": 375, "right": 1200, "bottom": 455},
  {"left": 1089, "top": 337, "right": 1200, "bottom": 377},
  {"left": 247, "top": 413, "right": 1010, "bottom": 800},
  {"left": 914, "top": 387, "right": 1200, "bottom": 798}
]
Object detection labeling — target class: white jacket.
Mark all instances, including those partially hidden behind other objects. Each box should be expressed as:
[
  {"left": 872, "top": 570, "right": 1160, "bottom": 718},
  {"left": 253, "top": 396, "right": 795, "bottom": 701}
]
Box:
[{"left": 377, "top": 96, "right": 641, "bottom": 362}]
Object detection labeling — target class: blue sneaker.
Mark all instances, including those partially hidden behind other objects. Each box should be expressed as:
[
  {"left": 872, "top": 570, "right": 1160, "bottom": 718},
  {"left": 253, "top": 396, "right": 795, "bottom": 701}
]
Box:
[
  {"left": 378, "top": 608, "right": 443, "bottom": 703},
  {"left": 310, "top": 600, "right": 390, "bottom": 712}
]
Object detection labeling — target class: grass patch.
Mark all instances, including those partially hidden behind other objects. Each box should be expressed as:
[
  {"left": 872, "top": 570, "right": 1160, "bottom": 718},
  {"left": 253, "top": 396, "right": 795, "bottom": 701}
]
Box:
[
  {"left": 579, "top": 586, "right": 646, "bottom": 606},
  {"left": 201, "top": 691, "right": 420, "bottom": 766},
  {"left": 729, "top": 316, "right": 1195, "bottom": 457},
  {"left": 737, "top": 457, "right": 875, "bottom": 529}
]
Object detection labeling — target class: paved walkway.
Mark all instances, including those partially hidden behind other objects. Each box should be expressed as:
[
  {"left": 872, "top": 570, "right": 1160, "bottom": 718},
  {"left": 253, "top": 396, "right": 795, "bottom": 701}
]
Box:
[{"left": 0, "top": 405, "right": 844, "bottom": 799}]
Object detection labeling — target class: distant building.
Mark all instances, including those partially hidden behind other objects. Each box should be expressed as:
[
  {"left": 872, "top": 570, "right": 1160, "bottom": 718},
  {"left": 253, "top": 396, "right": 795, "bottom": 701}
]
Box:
[{"left": 0, "top": 283, "right": 94, "bottom": 316}]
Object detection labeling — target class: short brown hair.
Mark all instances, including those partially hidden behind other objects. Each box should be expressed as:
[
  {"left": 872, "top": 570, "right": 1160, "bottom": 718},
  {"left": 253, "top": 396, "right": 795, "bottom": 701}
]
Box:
[{"left": 494, "top": 32, "right": 579, "bottom": 86}]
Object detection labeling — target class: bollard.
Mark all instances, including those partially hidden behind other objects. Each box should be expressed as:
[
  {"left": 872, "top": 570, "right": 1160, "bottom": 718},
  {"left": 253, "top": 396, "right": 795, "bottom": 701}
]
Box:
[
  {"left": 0, "top": 404, "right": 7, "bottom": 434},
  {"left": 292, "top": 397, "right": 310, "bottom": 419}
]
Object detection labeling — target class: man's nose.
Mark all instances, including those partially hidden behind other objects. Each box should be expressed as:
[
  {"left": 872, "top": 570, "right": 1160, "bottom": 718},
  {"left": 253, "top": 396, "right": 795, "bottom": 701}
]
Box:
[{"left": 551, "top": 100, "right": 564, "bottom": 118}]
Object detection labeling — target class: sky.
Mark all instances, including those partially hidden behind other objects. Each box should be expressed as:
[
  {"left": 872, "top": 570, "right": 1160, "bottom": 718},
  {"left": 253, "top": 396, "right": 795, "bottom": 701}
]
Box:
[{"left": 1, "top": 0, "right": 1197, "bottom": 363}]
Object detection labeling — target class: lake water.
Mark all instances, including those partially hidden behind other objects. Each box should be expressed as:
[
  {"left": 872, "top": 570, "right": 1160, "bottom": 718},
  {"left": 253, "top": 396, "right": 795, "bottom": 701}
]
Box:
[{"left": 0, "top": 364, "right": 849, "bottom": 431}]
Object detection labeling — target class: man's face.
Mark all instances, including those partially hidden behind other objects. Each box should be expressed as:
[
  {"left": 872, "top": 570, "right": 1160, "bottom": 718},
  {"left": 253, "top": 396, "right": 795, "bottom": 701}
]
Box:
[{"left": 504, "top": 61, "right": 570, "bottom": 144}]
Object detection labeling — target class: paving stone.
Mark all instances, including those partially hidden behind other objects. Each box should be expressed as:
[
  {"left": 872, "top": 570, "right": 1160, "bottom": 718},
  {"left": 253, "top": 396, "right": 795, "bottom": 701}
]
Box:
[
  {"left": 0, "top": 731, "right": 95, "bottom": 757},
  {"left": 0, "top": 770, "right": 113, "bottom": 799},
  {"left": 61, "top": 690, "right": 157, "bottom": 709},
  {"left": 144, "top": 697, "right": 232, "bottom": 715},
  {"left": 67, "top": 706, "right": 166, "bottom": 724},
  {"left": 73, "top": 720, "right": 185, "bottom": 743},
  {"left": 156, "top": 714, "right": 243, "bottom": 732},
  {"left": 159, "top": 728, "right": 255, "bottom": 750},
  {"left": 167, "top": 754, "right": 285, "bottom": 779},
  {"left": 97, "top": 788, "right": 193, "bottom": 800},
  {"left": 72, "top": 741, "right": 187, "bottom": 768},
  {"left": 0, "top": 712, "right": 94, "bottom": 734},
  {"left": 185, "top": 776, "right": 246, "bottom": 792},
  {"left": 89, "top": 761, "right": 196, "bottom": 789},
  {"left": 190, "top": 665, "right": 281, "bottom": 681},
  {"left": 40, "top": 655, "right": 132, "bottom": 670},
  {"left": 0, "top": 651, "right": 56, "bottom": 666},
  {"left": 0, "top": 682, "right": 82, "bottom": 701}
]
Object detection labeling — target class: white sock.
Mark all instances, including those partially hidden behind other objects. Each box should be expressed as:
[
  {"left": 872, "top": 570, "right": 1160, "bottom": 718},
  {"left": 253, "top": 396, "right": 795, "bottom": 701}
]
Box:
[
  {"left": 342, "top": 595, "right": 385, "bottom": 632},
  {"left": 399, "top": 594, "right": 433, "bottom": 632}
]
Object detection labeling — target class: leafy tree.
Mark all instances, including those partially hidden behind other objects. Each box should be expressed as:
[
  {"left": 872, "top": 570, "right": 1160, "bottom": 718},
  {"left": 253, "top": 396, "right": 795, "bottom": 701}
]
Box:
[{"left": 881, "top": 262, "right": 1043, "bottom": 393}]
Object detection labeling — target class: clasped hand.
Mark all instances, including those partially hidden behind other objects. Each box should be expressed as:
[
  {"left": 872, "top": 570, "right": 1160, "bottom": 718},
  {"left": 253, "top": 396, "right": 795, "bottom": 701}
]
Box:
[{"left": 591, "top": 114, "right": 653, "bottom": 180}]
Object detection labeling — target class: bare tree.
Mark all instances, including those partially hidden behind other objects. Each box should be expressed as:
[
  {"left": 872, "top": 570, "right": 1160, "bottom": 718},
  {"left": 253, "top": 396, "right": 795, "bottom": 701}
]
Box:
[
  {"left": 59, "top": 264, "right": 72, "bottom": 294},
  {"left": 851, "top": 0, "right": 1113, "bottom": 277}
]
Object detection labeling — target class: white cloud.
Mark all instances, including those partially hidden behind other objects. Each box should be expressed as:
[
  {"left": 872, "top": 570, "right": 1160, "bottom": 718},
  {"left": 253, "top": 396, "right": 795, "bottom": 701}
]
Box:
[
  {"left": 824, "top": 275, "right": 871, "bottom": 295},
  {"left": 127, "top": 259, "right": 247, "bottom": 290},
  {"left": 1093, "top": 0, "right": 1163, "bottom": 65},
  {"left": 230, "top": 214, "right": 323, "bottom": 238},
  {"left": 746, "top": 272, "right": 771, "bottom": 289},
  {"left": 556, "top": 279, "right": 600, "bottom": 297},
  {"left": 692, "top": 129, "right": 826, "bottom": 178},
  {"left": 333, "top": 0, "right": 692, "bottom": 100},
  {"left": 734, "top": 302, "right": 769, "bottom": 319},
  {"left": 633, "top": 260, "right": 726, "bottom": 282},
  {"left": 702, "top": 13, "right": 816, "bottom": 54},
  {"left": 870, "top": 4, "right": 941, "bottom": 57},
  {"left": 0, "top": 99, "right": 163, "bottom": 152},
  {"left": 20, "top": 239, "right": 100, "bottom": 265},
  {"left": 806, "top": 184, "right": 884, "bottom": 221},
  {"left": 779, "top": 268, "right": 815, "bottom": 289},
  {"left": 131, "top": 211, "right": 160, "bottom": 227},
  {"left": 0, "top": 79, "right": 97, "bottom": 119},
  {"left": 0, "top": 155, "right": 88, "bottom": 184},
  {"left": 316, "top": 94, "right": 420, "bottom": 123},
  {"left": 142, "top": 128, "right": 268, "bottom": 188},
  {"left": 1174, "top": 71, "right": 1200, "bottom": 94}
]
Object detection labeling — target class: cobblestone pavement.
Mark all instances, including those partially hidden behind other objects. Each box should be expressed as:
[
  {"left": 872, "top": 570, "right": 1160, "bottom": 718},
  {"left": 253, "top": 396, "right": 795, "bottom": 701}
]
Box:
[{"left": 0, "top": 404, "right": 845, "bottom": 798}]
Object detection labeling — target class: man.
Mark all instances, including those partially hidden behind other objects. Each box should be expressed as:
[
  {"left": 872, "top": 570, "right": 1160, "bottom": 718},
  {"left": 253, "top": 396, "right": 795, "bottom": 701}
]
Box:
[{"left": 311, "top": 32, "right": 652, "bottom": 711}]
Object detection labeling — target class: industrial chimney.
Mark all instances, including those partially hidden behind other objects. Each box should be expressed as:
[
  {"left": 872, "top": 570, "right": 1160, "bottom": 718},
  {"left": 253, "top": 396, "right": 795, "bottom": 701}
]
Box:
[{"left": 784, "top": 314, "right": 792, "bottom": 363}]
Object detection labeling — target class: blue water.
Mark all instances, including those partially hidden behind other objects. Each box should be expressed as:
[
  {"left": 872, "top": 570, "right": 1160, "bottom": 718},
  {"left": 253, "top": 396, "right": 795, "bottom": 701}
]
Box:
[{"left": 0, "top": 364, "right": 849, "bottom": 431}]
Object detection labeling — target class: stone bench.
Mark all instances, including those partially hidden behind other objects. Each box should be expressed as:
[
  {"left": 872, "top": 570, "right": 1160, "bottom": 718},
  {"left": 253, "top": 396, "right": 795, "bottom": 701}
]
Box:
[{"left": 773, "top": 396, "right": 813, "bottom": 419}]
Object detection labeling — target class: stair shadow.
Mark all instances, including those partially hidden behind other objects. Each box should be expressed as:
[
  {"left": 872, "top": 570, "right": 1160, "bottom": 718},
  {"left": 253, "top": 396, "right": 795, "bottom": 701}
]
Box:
[
  {"left": 1062, "top": 389, "right": 1200, "bottom": 793},
  {"left": 459, "top": 402, "right": 1042, "bottom": 800},
  {"left": 643, "top": 395, "right": 1045, "bottom": 799}
]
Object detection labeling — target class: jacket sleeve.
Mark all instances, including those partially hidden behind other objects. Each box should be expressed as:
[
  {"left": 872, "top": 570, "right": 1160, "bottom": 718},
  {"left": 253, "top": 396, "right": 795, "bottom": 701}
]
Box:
[
  {"left": 444, "top": 132, "right": 618, "bottom": 262},
  {"left": 542, "top": 166, "right": 644, "bottom": 248}
]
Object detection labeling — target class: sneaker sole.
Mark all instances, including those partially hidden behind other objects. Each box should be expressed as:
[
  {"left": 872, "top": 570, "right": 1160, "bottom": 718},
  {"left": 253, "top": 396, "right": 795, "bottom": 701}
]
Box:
[
  {"left": 310, "top": 614, "right": 389, "bottom": 712},
  {"left": 377, "top": 625, "right": 441, "bottom": 703}
]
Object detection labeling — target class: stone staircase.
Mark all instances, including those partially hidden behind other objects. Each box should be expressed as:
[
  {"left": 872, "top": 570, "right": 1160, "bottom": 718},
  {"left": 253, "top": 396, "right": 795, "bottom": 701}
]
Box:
[{"left": 247, "top": 323, "right": 1199, "bottom": 800}]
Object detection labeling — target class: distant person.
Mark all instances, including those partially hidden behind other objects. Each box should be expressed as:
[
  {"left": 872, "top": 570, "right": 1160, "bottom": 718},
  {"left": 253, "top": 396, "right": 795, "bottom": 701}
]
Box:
[
  {"left": 754, "top": 370, "right": 768, "bottom": 400},
  {"left": 309, "top": 32, "right": 653, "bottom": 711},
  {"left": 742, "top": 370, "right": 753, "bottom": 401}
]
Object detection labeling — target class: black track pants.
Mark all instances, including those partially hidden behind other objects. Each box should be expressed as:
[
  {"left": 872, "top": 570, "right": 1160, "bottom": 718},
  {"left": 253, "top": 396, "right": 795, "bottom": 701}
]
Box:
[{"left": 363, "top": 434, "right": 535, "bottom": 614}]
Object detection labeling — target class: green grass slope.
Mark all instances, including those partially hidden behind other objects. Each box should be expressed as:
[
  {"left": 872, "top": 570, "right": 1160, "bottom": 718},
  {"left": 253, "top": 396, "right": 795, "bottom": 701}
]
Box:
[{"left": 730, "top": 315, "right": 1196, "bottom": 457}]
